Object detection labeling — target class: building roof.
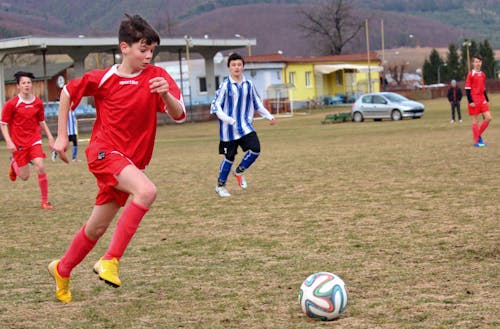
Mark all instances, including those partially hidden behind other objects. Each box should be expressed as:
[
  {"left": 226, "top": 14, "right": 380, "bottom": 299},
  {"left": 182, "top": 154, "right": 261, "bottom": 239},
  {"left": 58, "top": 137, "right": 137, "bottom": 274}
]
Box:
[
  {"left": 4, "top": 62, "right": 73, "bottom": 82},
  {"left": 245, "top": 52, "right": 380, "bottom": 64}
]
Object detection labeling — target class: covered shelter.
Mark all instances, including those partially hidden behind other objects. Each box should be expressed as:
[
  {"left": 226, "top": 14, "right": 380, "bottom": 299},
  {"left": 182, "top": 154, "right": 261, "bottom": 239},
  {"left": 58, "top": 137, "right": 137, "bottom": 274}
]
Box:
[{"left": 0, "top": 35, "right": 255, "bottom": 106}]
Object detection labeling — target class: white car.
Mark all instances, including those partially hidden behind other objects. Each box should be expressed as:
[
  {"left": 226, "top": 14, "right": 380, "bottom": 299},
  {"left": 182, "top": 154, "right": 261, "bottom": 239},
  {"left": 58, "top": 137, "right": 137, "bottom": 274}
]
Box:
[{"left": 351, "top": 92, "right": 425, "bottom": 122}]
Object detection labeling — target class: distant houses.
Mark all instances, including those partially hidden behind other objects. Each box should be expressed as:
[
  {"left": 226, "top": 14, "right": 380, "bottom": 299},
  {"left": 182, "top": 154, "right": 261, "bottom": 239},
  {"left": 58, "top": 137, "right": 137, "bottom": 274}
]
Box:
[{"left": 157, "top": 52, "right": 382, "bottom": 113}]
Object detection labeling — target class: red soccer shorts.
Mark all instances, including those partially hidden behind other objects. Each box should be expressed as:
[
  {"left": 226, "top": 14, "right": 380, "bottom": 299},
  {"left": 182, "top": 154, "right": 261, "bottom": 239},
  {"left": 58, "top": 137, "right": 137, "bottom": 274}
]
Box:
[
  {"left": 468, "top": 101, "right": 489, "bottom": 116},
  {"left": 86, "top": 145, "right": 133, "bottom": 206},
  {"left": 13, "top": 144, "right": 46, "bottom": 167}
]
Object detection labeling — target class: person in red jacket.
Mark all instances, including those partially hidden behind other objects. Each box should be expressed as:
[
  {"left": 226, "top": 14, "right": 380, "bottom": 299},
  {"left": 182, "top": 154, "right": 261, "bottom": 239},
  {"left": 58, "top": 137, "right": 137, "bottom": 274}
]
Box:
[
  {"left": 465, "top": 55, "right": 492, "bottom": 147},
  {"left": 48, "top": 14, "right": 186, "bottom": 303},
  {"left": 1, "top": 71, "right": 55, "bottom": 209}
]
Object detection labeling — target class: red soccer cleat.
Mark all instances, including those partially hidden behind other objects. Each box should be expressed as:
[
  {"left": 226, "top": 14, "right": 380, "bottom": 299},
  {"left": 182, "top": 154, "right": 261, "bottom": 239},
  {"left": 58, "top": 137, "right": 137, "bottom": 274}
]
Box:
[
  {"left": 41, "top": 202, "right": 54, "bottom": 210},
  {"left": 8, "top": 162, "right": 16, "bottom": 181}
]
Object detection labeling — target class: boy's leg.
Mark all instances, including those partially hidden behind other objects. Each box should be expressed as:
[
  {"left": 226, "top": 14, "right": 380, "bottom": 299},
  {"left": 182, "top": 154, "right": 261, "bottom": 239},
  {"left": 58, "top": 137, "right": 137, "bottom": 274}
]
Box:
[
  {"left": 94, "top": 165, "right": 155, "bottom": 286},
  {"left": 478, "top": 110, "right": 492, "bottom": 137},
  {"left": 50, "top": 203, "right": 119, "bottom": 302},
  {"left": 32, "top": 157, "right": 52, "bottom": 208},
  {"left": 234, "top": 133, "right": 261, "bottom": 188}
]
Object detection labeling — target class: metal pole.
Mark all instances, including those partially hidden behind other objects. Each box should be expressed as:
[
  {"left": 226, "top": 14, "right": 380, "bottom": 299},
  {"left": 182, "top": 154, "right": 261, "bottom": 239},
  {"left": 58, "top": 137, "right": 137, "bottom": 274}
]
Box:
[{"left": 365, "top": 19, "right": 372, "bottom": 93}]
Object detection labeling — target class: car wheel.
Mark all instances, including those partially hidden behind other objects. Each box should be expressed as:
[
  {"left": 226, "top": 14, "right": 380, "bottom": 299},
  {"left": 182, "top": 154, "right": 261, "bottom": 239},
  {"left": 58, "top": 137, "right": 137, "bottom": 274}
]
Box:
[
  {"left": 391, "top": 109, "right": 402, "bottom": 121},
  {"left": 353, "top": 112, "right": 364, "bottom": 122}
]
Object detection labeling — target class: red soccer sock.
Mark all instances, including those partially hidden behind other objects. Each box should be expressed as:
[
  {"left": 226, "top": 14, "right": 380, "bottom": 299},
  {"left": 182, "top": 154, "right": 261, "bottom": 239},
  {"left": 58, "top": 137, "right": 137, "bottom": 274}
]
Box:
[
  {"left": 472, "top": 124, "right": 479, "bottom": 143},
  {"left": 478, "top": 121, "right": 490, "bottom": 137},
  {"left": 58, "top": 225, "right": 97, "bottom": 278},
  {"left": 38, "top": 173, "right": 49, "bottom": 203},
  {"left": 103, "top": 201, "right": 149, "bottom": 260},
  {"left": 11, "top": 159, "right": 19, "bottom": 175}
]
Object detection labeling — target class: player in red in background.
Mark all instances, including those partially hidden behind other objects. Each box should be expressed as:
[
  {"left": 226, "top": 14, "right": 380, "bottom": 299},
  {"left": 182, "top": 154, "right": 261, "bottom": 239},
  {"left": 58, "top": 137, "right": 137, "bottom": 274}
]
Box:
[
  {"left": 1, "top": 71, "right": 55, "bottom": 209},
  {"left": 465, "top": 54, "right": 492, "bottom": 147},
  {"left": 48, "top": 14, "right": 186, "bottom": 303}
]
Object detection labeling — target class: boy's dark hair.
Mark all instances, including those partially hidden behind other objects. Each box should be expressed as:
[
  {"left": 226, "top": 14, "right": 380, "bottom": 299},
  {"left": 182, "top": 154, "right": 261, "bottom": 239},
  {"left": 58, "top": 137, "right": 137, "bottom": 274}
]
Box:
[
  {"left": 14, "top": 71, "right": 35, "bottom": 84},
  {"left": 118, "top": 14, "right": 160, "bottom": 46},
  {"left": 472, "top": 54, "right": 483, "bottom": 61},
  {"left": 227, "top": 53, "right": 245, "bottom": 67}
]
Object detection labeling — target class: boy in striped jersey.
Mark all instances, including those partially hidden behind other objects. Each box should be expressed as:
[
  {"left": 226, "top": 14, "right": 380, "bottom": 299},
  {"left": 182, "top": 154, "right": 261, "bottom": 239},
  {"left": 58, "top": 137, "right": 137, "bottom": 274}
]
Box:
[
  {"left": 67, "top": 109, "right": 79, "bottom": 161},
  {"left": 211, "top": 53, "right": 275, "bottom": 197}
]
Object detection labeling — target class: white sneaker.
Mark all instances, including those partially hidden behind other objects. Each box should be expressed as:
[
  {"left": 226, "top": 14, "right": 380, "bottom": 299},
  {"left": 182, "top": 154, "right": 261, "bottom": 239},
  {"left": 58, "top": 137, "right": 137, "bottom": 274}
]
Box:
[
  {"left": 215, "top": 185, "right": 231, "bottom": 197},
  {"left": 450, "top": 120, "right": 455, "bottom": 123},
  {"left": 459, "top": 119, "right": 463, "bottom": 123}
]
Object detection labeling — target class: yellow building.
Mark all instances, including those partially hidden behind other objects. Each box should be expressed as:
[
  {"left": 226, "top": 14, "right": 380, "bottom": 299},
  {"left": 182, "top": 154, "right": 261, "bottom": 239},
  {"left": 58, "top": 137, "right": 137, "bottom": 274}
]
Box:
[{"left": 246, "top": 52, "right": 382, "bottom": 108}]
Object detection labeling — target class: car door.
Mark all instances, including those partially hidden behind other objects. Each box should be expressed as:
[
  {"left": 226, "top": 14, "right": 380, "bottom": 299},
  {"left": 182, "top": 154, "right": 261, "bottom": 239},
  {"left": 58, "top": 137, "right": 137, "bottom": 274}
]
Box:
[
  {"left": 372, "top": 95, "right": 390, "bottom": 118},
  {"left": 359, "top": 95, "right": 375, "bottom": 118}
]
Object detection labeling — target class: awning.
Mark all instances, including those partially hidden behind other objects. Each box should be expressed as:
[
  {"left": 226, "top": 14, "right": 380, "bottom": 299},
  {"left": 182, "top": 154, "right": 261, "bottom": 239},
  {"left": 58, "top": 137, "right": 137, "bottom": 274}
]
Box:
[{"left": 314, "top": 64, "right": 383, "bottom": 74}]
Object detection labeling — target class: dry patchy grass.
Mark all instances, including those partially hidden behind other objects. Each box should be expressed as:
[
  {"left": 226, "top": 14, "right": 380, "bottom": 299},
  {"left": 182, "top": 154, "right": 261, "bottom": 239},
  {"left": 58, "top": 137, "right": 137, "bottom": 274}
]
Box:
[{"left": 0, "top": 96, "right": 499, "bottom": 328}]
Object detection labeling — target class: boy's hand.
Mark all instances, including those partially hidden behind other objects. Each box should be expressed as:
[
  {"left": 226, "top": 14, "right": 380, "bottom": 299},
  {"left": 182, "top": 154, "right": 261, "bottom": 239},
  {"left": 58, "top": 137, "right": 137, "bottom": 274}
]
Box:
[
  {"left": 149, "top": 77, "right": 169, "bottom": 96},
  {"left": 53, "top": 136, "right": 70, "bottom": 164}
]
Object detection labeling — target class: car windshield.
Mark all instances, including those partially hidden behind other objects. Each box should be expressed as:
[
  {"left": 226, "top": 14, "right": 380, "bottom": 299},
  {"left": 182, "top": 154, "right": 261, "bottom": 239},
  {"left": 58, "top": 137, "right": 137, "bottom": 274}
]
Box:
[{"left": 383, "top": 93, "right": 408, "bottom": 103}]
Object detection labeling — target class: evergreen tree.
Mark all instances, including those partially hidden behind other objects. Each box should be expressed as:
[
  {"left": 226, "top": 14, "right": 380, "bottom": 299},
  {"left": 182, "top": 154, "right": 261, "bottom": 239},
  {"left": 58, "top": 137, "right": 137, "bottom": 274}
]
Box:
[
  {"left": 423, "top": 48, "right": 444, "bottom": 84},
  {"left": 479, "top": 39, "right": 495, "bottom": 78},
  {"left": 445, "top": 43, "right": 462, "bottom": 82}
]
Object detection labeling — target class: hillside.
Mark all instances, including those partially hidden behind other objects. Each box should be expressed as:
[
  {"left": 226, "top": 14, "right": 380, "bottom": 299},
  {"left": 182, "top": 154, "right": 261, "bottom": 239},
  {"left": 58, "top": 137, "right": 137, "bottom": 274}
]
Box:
[{"left": 0, "top": 0, "right": 494, "bottom": 57}]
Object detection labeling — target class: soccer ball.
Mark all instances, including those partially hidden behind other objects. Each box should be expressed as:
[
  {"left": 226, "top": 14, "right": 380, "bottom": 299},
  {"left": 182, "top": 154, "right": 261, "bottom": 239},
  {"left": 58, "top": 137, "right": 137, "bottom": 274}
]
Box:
[{"left": 298, "top": 272, "right": 348, "bottom": 321}]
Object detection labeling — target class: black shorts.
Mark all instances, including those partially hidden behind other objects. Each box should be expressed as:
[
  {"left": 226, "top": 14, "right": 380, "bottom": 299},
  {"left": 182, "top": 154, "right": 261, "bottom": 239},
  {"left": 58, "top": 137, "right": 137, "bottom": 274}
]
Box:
[
  {"left": 68, "top": 134, "right": 78, "bottom": 146},
  {"left": 219, "top": 132, "right": 260, "bottom": 159}
]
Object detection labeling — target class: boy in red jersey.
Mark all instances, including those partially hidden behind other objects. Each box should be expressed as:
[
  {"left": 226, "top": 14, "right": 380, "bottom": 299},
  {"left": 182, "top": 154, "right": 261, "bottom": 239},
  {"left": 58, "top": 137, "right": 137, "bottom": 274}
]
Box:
[
  {"left": 465, "top": 54, "right": 492, "bottom": 147},
  {"left": 1, "top": 71, "right": 55, "bottom": 209},
  {"left": 48, "top": 14, "right": 186, "bottom": 303}
]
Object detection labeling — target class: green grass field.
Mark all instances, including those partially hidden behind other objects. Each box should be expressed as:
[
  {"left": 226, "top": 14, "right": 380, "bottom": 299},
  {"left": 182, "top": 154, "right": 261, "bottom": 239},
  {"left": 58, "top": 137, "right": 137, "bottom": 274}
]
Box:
[{"left": 0, "top": 96, "right": 499, "bottom": 329}]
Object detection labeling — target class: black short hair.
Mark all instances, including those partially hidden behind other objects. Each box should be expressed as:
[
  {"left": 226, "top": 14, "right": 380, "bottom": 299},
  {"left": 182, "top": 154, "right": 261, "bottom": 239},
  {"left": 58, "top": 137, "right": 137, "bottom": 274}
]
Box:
[
  {"left": 227, "top": 53, "right": 245, "bottom": 67},
  {"left": 472, "top": 54, "right": 483, "bottom": 61},
  {"left": 14, "top": 71, "right": 35, "bottom": 84},
  {"left": 118, "top": 13, "right": 160, "bottom": 46}
]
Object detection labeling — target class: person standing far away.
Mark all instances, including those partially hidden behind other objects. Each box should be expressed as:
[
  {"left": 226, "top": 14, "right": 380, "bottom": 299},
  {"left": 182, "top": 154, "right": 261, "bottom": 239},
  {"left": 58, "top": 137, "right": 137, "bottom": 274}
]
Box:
[
  {"left": 210, "top": 53, "right": 276, "bottom": 197},
  {"left": 67, "top": 109, "right": 79, "bottom": 161},
  {"left": 0, "top": 71, "right": 55, "bottom": 209},
  {"left": 447, "top": 79, "right": 462, "bottom": 123},
  {"left": 465, "top": 54, "right": 492, "bottom": 147},
  {"left": 48, "top": 13, "right": 186, "bottom": 303}
]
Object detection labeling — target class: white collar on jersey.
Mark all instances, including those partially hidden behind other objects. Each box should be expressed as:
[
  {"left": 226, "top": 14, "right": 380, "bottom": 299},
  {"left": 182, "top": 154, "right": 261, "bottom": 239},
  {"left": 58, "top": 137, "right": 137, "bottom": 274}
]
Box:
[
  {"left": 17, "top": 94, "right": 36, "bottom": 104},
  {"left": 229, "top": 74, "right": 247, "bottom": 85}
]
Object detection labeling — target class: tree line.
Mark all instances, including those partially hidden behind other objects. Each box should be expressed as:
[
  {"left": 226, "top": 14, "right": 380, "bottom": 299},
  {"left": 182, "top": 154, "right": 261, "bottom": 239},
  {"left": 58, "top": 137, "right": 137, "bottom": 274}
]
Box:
[{"left": 423, "top": 39, "right": 496, "bottom": 84}]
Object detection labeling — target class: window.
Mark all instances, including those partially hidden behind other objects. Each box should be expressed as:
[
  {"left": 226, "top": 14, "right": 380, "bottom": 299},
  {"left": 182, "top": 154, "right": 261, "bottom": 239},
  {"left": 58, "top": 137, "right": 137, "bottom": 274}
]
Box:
[
  {"left": 289, "top": 72, "right": 295, "bottom": 85},
  {"left": 305, "top": 71, "right": 312, "bottom": 88},
  {"left": 199, "top": 77, "right": 207, "bottom": 93}
]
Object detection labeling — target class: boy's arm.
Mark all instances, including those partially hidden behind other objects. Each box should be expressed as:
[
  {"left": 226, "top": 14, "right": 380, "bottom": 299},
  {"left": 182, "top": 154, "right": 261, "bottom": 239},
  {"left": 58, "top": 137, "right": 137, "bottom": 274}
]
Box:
[
  {"left": 0, "top": 123, "right": 16, "bottom": 153},
  {"left": 53, "top": 90, "right": 71, "bottom": 163},
  {"left": 210, "top": 84, "right": 236, "bottom": 125},
  {"left": 40, "top": 121, "right": 55, "bottom": 149},
  {"left": 149, "top": 76, "right": 186, "bottom": 122},
  {"left": 484, "top": 90, "right": 489, "bottom": 103}
]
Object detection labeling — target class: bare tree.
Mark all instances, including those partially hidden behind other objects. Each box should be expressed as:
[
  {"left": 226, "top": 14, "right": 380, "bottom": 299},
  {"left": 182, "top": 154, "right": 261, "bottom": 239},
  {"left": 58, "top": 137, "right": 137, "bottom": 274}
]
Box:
[{"left": 298, "top": 0, "right": 364, "bottom": 55}]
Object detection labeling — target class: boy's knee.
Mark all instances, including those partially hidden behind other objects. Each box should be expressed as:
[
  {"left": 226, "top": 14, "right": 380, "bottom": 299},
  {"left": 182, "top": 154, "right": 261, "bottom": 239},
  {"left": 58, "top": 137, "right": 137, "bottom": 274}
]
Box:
[{"left": 137, "top": 183, "right": 157, "bottom": 207}]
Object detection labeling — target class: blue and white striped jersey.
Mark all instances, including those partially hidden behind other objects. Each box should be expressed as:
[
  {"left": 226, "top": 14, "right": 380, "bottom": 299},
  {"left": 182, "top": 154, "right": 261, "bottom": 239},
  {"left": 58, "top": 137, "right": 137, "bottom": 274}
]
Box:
[
  {"left": 67, "top": 110, "right": 78, "bottom": 136},
  {"left": 211, "top": 76, "right": 274, "bottom": 142}
]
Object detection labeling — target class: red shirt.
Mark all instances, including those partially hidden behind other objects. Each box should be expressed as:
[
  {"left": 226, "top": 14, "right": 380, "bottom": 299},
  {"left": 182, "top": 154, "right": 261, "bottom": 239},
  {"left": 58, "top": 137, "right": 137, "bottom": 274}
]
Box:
[
  {"left": 1, "top": 95, "right": 45, "bottom": 148},
  {"left": 65, "top": 64, "right": 185, "bottom": 170},
  {"left": 465, "top": 70, "right": 487, "bottom": 103}
]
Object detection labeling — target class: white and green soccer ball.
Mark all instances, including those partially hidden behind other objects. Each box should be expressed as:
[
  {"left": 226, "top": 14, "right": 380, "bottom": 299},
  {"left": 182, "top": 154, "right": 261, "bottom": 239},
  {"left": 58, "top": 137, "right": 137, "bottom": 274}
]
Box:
[{"left": 298, "top": 272, "right": 348, "bottom": 321}]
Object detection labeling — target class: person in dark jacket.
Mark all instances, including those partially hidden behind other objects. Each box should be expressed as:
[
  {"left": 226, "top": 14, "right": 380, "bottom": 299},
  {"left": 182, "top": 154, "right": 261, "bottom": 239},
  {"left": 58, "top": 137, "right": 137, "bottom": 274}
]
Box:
[{"left": 447, "top": 79, "right": 463, "bottom": 123}]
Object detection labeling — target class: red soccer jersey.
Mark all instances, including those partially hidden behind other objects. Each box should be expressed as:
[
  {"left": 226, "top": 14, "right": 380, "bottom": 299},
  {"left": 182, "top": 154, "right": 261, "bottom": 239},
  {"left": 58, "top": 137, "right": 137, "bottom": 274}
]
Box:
[
  {"left": 1, "top": 95, "right": 45, "bottom": 148},
  {"left": 465, "top": 70, "right": 487, "bottom": 103},
  {"left": 64, "top": 64, "right": 185, "bottom": 170}
]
